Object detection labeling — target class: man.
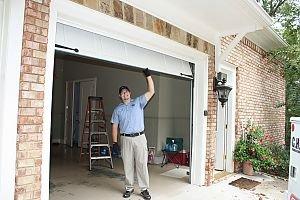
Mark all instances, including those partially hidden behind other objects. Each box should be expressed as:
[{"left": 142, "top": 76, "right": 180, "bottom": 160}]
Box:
[{"left": 111, "top": 68, "right": 154, "bottom": 200}]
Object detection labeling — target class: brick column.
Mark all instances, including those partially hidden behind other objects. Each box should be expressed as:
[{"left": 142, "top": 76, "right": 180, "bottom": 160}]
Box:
[
  {"left": 15, "top": 0, "right": 50, "bottom": 199},
  {"left": 205, "top": 55, "right": 218, "bottom": 186}
]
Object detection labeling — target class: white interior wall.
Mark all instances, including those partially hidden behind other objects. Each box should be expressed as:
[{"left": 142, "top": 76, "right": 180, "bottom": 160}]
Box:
[
  {"left": 157, "top": 76, "right": 191, "bottom": 153},
  {"left": 51, "top": 56, "right": 190, "bottom": 153}
]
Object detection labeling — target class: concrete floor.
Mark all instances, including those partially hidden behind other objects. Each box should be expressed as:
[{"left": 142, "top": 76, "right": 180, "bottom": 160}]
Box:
[
  {"left": 50, "top": 144, "right": 191, "bottom": 200},
  {"left": 50, "top": 145, "right": 288, "bottom": 200}
]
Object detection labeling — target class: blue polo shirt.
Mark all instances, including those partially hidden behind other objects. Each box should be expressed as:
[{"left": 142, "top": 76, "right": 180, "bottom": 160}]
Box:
[{"left": 111, "top": 95, "right": 148, "bottom": 134}]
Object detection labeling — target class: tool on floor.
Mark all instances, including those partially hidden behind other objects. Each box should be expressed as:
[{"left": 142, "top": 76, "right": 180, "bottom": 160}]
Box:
[{"left": 80, "top": 96, "right": 114, "bottom": 170}]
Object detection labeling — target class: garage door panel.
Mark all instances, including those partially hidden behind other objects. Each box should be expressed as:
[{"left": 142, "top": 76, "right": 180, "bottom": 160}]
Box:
[
  {"left": 64, "top": 25, "right": 97, "bottom": 56},
  {"left": 55, "top": 23, "right": 193, "bottom": 79},
  {"left": 100, "top": 35, "right": 127, "bottom": 61},
  {"left": 126, "top": 44, "right": 151, "bottom": 67},
  {"left": 165, "top": 56, "right": 192, "bottom": 77}
]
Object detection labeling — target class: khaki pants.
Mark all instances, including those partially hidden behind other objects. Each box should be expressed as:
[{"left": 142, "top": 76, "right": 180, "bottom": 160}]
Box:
[{"left": 121, "top": 134, "right": 149, "bottom": 191}]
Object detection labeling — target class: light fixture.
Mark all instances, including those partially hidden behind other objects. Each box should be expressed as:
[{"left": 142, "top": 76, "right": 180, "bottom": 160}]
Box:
[{"left": 214, "top": 72, "right": 232, "bottom": 107}]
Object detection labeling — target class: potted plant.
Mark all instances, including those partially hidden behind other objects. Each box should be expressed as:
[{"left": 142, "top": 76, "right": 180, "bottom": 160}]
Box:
[{"left": 234, "top": 122, "right": 273, "bottom": 175}]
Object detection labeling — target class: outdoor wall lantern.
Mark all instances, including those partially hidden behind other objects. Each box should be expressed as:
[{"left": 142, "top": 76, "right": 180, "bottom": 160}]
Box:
[{"left": 214, "top": 72, "right": 232, "bottom": 107}]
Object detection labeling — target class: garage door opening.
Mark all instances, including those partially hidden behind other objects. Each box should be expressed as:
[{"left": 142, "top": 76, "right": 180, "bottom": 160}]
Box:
[{"left": 49, "top": 52, "right": 193, "bottom": 199}]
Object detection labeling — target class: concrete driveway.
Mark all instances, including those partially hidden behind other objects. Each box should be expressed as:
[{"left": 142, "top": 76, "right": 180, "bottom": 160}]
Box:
[{"left": 155, "top": 173, "right": 288, "bottom": 200}]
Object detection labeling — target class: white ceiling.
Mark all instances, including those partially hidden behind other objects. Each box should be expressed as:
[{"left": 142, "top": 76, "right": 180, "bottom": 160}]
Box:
[{"left": 122, "top": 0, "right": 285, "bottom": 50}]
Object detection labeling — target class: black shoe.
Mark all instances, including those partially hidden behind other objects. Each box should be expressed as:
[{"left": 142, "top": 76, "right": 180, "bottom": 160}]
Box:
[
  {"left": 141, "top": 189, "right": 151, "bottom": 200},
  {"left": 123, "top": 189, "right": 134, "bottom": 198}
]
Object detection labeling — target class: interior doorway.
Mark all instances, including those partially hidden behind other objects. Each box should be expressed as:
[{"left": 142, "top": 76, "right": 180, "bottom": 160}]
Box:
[{"left": 64, "top": 78, "right": 96, "bottom": 147}]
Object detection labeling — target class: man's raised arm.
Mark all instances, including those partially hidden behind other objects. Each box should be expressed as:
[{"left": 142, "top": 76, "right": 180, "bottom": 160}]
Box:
[{"left": 143, "top": 68, "right": 155, "bottom": 101}]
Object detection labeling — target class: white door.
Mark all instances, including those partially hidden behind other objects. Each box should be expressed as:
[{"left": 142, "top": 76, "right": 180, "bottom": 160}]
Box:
[
  {"left": 215, "top": 67, "right": 235, "bottom": 172},
  {"left": 64, "top": 81, "right": 74, "bottom": 147},
  {"left": 215, "top": 102, "right": 228, "bottom": 170},
  {"left": 78, "top": 80, "right": 96, "bottom": 147}
]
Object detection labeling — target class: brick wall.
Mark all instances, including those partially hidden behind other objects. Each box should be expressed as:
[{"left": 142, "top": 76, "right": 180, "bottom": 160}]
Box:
[
  {"left": 15, "top": 0, "right": 50, "bottom": 199},
  {"left": 222, "top": 36, "right": 285, "bottom": 145}
]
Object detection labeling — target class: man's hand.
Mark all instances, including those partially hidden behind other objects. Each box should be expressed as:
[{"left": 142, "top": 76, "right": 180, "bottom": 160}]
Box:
[
  {"left": 112, "top": 142, "right": 120, "bottom": 157},
  {"left": 143, "top": 68, "right": 151, "bottom": 77}
]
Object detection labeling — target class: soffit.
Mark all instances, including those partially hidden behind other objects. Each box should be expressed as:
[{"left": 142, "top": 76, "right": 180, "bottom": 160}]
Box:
[{"left": 122, "top": 0, "right": 286, "bottom": 50}]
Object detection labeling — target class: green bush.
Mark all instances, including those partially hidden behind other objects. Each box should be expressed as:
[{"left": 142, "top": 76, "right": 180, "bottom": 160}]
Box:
[
  {"left": 234, "top": 121, "right": 290, "bottom": 177},
  {"left": 234, "top": 122, "right": 274, "bottom": 172},
  {"left": 263, "top": 143, "right": 290, "bottom": 178}
]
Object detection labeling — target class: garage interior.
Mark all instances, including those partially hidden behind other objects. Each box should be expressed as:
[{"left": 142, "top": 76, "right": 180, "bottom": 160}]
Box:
[{"left": 49, "top": 51, "right": 193, "bottom": 199}]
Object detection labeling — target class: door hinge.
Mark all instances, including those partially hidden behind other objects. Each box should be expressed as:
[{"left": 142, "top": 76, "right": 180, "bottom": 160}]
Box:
[{"left": 224, "top": 155, "right": 227, "bottom": 160}]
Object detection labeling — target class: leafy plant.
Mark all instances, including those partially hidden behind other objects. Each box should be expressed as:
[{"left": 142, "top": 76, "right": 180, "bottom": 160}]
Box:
[
  {"left": 234, "top": 122, "right": 274, "bottom": 172},
  {"left": 263, "top": 143, "right": 290, "bottom": 178}
]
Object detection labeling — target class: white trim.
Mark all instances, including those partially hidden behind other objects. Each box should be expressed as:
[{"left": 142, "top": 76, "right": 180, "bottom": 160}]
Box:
[
  {"left": 41, "top": 1, "right": 57, "bottom": 200},
  {"left": 0, "top": 0, "right": 25, "bottom": 199},
  {"left": 217, "top": 32, "right": 247, "bottom": 69},
  {"left": 0, "top": 1, "right": 3, "bottom": 45},
  {"left": 190, "top": 59, "right": 208, "bottom": 185},
  {"left": 221, "top": 62, "right": 236, "bottom": 173}
]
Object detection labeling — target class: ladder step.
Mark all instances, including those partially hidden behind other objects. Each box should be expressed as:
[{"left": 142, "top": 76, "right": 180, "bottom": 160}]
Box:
[
  {"left": 90, "top": 131, "right": 107, "bottom": 135},
  {"left": 84, "top": 131, "right": 107, "bottom": 134},
  {"left": 85, "top": 119, "right": 105, "bottom": 124},
  {"left": 91, "top": 156, "right": 112, "bottom": 159},
  {"left": 91, "top": 144, "right": 110, "bottom": 147},
  {"left": 91, "top": 108, "right": 103, "bottom": 111}
]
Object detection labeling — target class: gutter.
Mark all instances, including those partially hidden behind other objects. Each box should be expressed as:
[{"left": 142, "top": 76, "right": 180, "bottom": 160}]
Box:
[
  {"left": 242, "top": 0, "right": 287, "bottom": 47},
  {"left": 266, "top": 26, "right": 288, "bottom": 46},
  {"left": 241, "top": 0, "right": 273, "bottom": 26}
]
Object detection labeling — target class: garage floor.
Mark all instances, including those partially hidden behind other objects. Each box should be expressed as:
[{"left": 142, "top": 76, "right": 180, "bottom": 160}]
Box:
[
  {"left": 50, "top": 144, "right": 190, "bottom": 200},
  {"left": 50, "top": 145, "right": 287, "bottom": 200}
]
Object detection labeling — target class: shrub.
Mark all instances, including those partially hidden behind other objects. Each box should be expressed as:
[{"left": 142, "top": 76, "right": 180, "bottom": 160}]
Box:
[
  {"left": 234, "top": 121, "right": 274, "bottom": 172},
  {"left": 263, "top": 143, "right": 290, "bottom": 178}
]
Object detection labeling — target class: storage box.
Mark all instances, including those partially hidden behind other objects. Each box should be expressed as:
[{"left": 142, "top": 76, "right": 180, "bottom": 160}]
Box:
[{"left": 166, "top": 151, "right": 189, "bottom": 166}]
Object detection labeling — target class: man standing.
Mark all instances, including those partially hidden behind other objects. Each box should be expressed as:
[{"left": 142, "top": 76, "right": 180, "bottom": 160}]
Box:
[{"left": 111, "top": 68, "right": 154, "bottom": 200}]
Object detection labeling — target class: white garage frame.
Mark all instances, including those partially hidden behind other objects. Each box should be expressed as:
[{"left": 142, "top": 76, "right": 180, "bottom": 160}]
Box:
[{"left": 42, "top": 0, "right": 209, "bottom": 199}]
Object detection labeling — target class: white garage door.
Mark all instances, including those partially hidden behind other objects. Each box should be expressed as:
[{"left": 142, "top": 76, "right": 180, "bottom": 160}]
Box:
[{"left": 55, "top": 23, "right": 193, "bottom": 79}]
